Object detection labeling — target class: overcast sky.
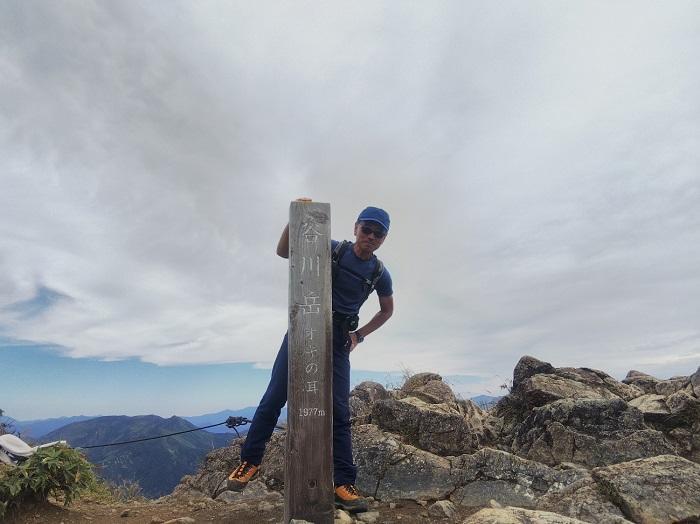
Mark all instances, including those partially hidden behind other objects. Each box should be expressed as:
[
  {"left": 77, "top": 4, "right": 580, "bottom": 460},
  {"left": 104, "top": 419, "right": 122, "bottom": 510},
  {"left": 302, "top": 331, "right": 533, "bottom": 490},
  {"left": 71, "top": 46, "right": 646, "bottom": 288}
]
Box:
[{"left": 2, "top": 1, "right": 699, "bottom": 418}]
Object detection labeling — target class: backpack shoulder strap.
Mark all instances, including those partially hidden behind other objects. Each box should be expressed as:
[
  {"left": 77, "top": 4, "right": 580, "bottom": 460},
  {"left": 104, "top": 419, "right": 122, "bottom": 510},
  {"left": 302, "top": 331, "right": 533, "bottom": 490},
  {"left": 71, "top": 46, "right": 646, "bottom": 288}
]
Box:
[
  {"left": 363, "top": 257, "right": 385, "bottom": 302},
  {"left": 332, "top": 240, "right": 351, "bottom": 281}
]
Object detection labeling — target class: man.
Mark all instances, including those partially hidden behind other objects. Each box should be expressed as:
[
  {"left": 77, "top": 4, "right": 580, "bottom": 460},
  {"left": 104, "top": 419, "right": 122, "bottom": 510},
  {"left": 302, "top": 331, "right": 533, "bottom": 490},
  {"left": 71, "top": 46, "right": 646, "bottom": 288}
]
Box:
[{"left": 227, "top": 200, "right": 394, "bottom": 512}]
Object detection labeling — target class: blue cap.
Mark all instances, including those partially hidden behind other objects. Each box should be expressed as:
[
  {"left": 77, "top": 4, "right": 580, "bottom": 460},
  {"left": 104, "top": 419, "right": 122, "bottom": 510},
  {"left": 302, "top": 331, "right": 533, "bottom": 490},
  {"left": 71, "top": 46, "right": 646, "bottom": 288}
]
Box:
[{"left": 357, "top": 206, "right": 390, "bottom": 232}]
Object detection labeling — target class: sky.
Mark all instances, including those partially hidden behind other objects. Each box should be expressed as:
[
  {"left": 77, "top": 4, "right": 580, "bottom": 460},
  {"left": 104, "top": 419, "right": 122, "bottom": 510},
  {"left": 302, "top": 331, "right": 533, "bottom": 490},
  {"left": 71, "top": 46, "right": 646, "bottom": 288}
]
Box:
[{"left": 1, "top": 1, "right": 699, "bottom": 419}]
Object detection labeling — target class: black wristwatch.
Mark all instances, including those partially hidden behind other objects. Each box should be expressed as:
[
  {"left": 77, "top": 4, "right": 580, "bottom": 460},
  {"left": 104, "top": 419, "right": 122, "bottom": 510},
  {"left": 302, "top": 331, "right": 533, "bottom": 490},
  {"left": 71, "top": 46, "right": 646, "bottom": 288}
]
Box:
[{"left": 353, "top": 331, "right": 365, "bottom": 343}]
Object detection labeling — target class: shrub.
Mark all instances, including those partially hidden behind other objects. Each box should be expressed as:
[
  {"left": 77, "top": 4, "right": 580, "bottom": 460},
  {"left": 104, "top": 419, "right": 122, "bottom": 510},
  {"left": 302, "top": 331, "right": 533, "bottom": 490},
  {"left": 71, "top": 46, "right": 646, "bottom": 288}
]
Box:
[{"left": 0, "top": 444, "right": 96, "bottom": 518}]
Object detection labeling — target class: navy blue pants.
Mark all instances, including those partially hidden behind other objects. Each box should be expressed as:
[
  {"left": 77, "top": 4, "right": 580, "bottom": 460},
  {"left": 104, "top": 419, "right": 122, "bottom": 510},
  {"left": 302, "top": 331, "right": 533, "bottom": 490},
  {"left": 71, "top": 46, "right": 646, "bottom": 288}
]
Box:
[{"left": 240, "top": 324, "right": 356, "bottom": 486}]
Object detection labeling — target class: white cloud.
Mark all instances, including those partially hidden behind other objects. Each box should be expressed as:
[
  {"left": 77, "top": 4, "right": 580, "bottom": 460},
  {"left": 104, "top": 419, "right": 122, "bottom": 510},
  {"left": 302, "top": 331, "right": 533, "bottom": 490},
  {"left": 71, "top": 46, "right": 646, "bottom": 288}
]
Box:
[{"left": 1, "top": 1, "right": 699, "bottom": 389}]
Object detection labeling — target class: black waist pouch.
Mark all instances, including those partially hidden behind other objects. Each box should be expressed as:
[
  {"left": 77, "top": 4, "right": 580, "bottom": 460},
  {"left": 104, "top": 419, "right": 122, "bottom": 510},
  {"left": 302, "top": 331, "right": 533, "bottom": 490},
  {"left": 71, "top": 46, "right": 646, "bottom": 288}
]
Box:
[{"left": 333, "top": 312, "right": 359, "bottom": 332}]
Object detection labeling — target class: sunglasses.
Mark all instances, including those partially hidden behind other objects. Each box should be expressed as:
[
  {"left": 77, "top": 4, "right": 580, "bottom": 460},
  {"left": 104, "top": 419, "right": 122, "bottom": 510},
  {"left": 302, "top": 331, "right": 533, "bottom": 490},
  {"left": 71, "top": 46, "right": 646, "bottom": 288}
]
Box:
[{"left": 360, "top": 225, "right": 387, "bottom": 238}]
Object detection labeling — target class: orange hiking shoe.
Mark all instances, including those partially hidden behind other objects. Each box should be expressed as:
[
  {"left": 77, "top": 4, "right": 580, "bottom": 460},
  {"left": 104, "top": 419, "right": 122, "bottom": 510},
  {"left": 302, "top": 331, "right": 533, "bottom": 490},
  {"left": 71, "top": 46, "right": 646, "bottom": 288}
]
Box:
[
  {"left": 334, "top": 484, "right": 368, "bottom": 512},
  {"left": 226, "top": 461, "right": 259, "bottom": 492}
]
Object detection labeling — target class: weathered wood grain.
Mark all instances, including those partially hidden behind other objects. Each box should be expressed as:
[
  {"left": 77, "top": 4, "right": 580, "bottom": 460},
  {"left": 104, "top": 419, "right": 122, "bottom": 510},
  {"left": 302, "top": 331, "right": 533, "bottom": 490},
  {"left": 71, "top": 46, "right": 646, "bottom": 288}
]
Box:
[{"left": 284, "top": 201, "right": 333, "bottom": 524}]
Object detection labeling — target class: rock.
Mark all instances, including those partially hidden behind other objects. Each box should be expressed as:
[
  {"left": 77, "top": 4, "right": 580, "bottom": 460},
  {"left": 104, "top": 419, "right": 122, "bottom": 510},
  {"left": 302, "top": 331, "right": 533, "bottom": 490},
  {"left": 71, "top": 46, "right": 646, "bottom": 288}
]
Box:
[
  {"left": 214, "top": 480, "right": 280, "bottom": 503},
  {"left": 334, "top": 509, "right": 354, "bottom": 524},
  {"left": 553, "top": 367, "right": 643, "bottom": 401},
  {"left": 149, "top": 518, "right": 165, "bottom": 524},
  {"left": 402, "top": 372, "right": 443, "bottom": 394},
  {"left": 449, "top": 448, "right": 586, "bottom": 509},
  {"left": 173, "top": 433, "right": 286, "bottom": 497},
  {"left": 357, "top": 511, "right": 380, "bottom": 523},
  {"left": 655, "top": 376, "right": 690, "bottom": 396},
  {"left": 691, "top": 366, "right": 700, "bottom": 398},
  {"left": 513, "top": 398, "right": 675, "bottom": 467},
  {"left": 489, "top": 500, "right": 502, "bottom": 509},
  {"left": 536, "top": 476, "right": 632, "bottom": 523},
  {"left": 623, "top": 370, "right": 651, "bottom": 380},
  {"left": 628, "top": 394, "right": 669, "bottom": 422},
  {"left": 257, "top": 500, "right": 275, "bottom": 511},
  {"left": 351, "top": 381, "right": 391, "bottom": 422},
  {"left": 289, "top": 520, "right": 314, "bottom": 524},
  {"left": 428, "top": 500, "right": 457, "bottom": 518},
  {"left": 519, "top": 375, "right": 620, "bottom": 409},
  {"left": 389, "top": 502, "right": 397, "bottom": 509},
  {"left": 163, "top": 519, "right": 196, "bottom": 524},
  {"left": 353, "top": 424, "right": 460, "bottom": 501},
  {"left": 372, "top": 396, "right": 490, "bottom": 455},
  {"left": 622, "top": 370, "right": 660, "bottom": 395},
  {"left": 463, "top": 507, "right": 590, "bottom": 523},
  {"left": 512, "top": 356, "right": 555, "bottom": 390},
  {"left": 592, "top": 454, "right": 700, "bottom": 524},
  {"left": 666, "top": 389, "right": 700, "bottom": 422},
  {"left": 411, "top": 379, "right": 457, "bottom": 404},
  {"left": 120, "top": 509, "right": 130, "bottom": 517}
]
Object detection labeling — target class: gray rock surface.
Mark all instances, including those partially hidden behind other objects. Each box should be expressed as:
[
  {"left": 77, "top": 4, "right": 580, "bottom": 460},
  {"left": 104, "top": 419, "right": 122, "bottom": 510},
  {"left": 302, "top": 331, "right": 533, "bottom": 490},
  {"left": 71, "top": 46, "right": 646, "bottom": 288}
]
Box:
[
  {"left": 512, "top": 356, "right": 555, "bottom": 390},
  {"left": 401, "top": 372, "right": 443, "bottom": 394},
  {"left": 350, "top": 381, "right": 390, "bottom": 423},
  {"left": 691, "top": 366, "right": 700, "bottom": 398},
  {"left": 592, "top": 454, "right": 700, "bottom": 524},
  {"left": 628, "top": 394, "right": 669, "bottom": 422},
  {"left": 353, "top": 423, "right": 459, "bottom": 501},
  {"left": 655, "top": 376, "right": 690, "bottom": 397},
  {"left": 449, "top": 448, "right": 586, "bottom": 509},
  {"left": 462, "top": 507, "right": 590, "bottom": 524},
  {"left": 411, "top": 379, "right": 457, "bottom": 404},
  {"left": 536, "top": 476, "right": 632, "bottom": 523},
  {"left": 513, "top": 398, "right": 675, "bottom": 467},
  {"left": 552, "top": 367, "right": 643, "bottom": 401},
  {"left": 428, "top": 500, "right": 457, "bottom": 519},
  {"left": 622, "top": 372, "right": 660, "bottom": 395},
  {"left": 371, "top": 396, "right": 488, "bottom": 455},
  {"left": 214, "top": 481, "right": 282, "bottom": 504}
]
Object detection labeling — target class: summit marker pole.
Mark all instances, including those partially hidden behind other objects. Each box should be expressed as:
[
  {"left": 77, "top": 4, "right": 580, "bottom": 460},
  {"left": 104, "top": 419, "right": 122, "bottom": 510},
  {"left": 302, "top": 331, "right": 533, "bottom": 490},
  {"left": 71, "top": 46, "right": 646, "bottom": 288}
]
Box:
[{"left": 285, "top": 201, "right": 333, "bottom": 523}]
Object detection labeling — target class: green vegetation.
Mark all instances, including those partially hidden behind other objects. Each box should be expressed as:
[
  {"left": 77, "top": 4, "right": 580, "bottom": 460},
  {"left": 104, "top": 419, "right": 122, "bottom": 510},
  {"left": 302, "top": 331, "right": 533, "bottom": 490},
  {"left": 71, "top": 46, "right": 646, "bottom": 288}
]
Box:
[{"left": 0, "top": 444, "right": 96, "bottom": 519}]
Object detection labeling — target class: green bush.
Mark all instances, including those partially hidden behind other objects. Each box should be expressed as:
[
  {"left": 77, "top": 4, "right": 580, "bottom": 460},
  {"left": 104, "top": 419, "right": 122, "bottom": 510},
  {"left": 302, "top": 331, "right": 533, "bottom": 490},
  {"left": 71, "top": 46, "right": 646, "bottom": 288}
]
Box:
[{"left": 0, "top": 444, "right": 96, "bottom": 518}]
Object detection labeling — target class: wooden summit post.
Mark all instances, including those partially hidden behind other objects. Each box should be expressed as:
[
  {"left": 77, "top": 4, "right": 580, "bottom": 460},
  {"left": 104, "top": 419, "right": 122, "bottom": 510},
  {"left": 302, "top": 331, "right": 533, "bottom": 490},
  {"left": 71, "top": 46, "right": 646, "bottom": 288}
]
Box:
[{"left": 285, "top": 201, "right": 334, "bottom": 524}]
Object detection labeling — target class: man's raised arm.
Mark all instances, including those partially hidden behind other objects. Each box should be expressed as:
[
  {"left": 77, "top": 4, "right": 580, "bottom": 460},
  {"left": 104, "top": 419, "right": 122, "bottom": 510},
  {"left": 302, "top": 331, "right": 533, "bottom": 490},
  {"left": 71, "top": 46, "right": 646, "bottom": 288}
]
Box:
[
  {"left": 276, "top": 198, "right": 312, "bottom": 259},
  {"left": 276, "top": 224, "right": 290, "bottom": 259}
]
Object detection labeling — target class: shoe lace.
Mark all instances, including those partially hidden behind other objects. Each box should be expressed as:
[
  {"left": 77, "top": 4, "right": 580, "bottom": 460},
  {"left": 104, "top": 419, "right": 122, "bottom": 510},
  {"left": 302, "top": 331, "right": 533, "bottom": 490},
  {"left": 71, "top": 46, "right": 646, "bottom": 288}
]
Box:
[
  {"left": 343, "top": 484, "right": 359, "bottom": 496},
  {"left": 234, "top": 462, "right": 253, "bottom": 477}
]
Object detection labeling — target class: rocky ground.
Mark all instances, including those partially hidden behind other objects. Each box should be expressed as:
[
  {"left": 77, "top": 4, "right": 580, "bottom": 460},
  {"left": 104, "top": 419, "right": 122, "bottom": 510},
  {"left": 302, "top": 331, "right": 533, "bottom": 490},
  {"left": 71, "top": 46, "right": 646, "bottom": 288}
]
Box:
[{"left": 7, "top": 356, "right": 700, "bottom": 523}]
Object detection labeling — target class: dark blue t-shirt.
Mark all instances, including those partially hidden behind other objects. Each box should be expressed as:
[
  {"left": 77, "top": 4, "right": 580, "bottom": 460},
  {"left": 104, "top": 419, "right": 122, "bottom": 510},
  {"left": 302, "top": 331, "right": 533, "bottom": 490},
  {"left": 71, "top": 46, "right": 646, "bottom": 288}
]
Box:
[{"left": 331, "top": 240, "right": 393, "bottom": 315}]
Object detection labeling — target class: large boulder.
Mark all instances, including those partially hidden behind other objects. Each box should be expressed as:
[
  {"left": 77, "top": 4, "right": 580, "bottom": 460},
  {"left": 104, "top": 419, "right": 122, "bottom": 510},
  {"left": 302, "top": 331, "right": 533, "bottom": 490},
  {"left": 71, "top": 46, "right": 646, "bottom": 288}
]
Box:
[
  {"left": 592, "top": 455, "right": 700, "bottom": 524},
  {"left": 655, "top": 376, "right": 690, "bottom": 397},
  {"left": 449, "top": 448, "right": 586, "bottom": 509},
  {"left": 513, "top": 398, "right": 676, "bottom": 467},
  {"left": 552, "top": 367, "right": 643, "bottom": 401},
  {"left": 350, "top": 381, "right": 390, "bottom": 423},
  {"left": 512, "top": 356, "right": 555, "bottom": 390},
  {"left": 628, "top": 394, "right": 669, "bottom": 422},
  {"left": 691, "top": 366, "right": 700, "bottom": 398},
  {"left": 353, "top": 424, "right": 459, "bottom": 501},
  {"left": 401, "top": 372, "right": 443, "bottom": 394},
  {"left": 622, "top": 370, "right": 660, "bottom": 395},
  {"left": 372, "top": 396, "right": 492, "bottom": 455},
  {"left": 536, "top": 476, "right": 632, "bottom": 524},
  {"left": 463, "top": 506, "right": 590, "bottom": 524},
  {"left": 519, "top": 375, "right": 620, "bottom": 409}
]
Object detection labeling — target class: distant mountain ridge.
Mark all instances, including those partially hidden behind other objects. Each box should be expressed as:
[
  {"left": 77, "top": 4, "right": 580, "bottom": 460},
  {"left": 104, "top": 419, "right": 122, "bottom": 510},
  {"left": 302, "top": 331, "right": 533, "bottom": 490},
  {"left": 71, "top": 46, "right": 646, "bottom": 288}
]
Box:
[
  {"left": 42, "top": 415, "right": 231, "bottom": 498},
  {"left": 183, "top": 407, "right": 287, "bottom": 433},
  {"left": 12, "top": 415, "right": 97, "bottom": 440}
]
